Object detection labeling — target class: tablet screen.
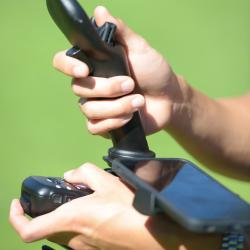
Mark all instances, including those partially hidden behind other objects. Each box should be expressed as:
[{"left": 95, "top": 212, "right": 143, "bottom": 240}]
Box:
[{"left": 121, "top": 159, "right": 250, "bottom": 222}]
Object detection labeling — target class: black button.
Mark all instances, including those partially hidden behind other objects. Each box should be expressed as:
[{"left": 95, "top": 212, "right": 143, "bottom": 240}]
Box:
[
  {"left": 65, "top": 196, "right": 74, "bottom": 202},
  {"left": 52, "top": 194, "right": 63, "bottom": 204}
]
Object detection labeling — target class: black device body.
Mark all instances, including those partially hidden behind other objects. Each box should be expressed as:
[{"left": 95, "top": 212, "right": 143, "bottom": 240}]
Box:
[
  {"left": 21, "top": 176, "right": 93, "bottom": 217},
  {"left": 112, "top": 158, "right": 250, "bottom": 233}
]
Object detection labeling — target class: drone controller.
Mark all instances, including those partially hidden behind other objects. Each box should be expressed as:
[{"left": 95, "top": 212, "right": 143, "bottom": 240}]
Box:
[
  {"left": 21, "top": 167, "right": 114, "bottom": 217},
  {"left": 20, "top": 0, "right": 155, "bottom": 218},
  {"left": 21, "top": 176, "right": 93, "bottom": 217}
]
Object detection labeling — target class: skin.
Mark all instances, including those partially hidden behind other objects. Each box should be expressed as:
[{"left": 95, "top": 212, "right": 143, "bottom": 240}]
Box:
[
  {"left": 9, "top": 5, "right": 250, "bottom": 250},
  {"left": 10, "top": 163, "right": 221, "bottom": 250},
  {"left": 53, "top": 6, "right": 250, "bottom": 179}
]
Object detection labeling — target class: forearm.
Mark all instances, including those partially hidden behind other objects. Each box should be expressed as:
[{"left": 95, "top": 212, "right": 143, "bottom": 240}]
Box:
[
  {"left": 166, "top": 76, "right": 250, "bottom": 179},
  {"left": 94, "top": 211, "right": 221, "bottom": 250},
  {"left": 145, "top": 214, "right": 221, "bottom": 250}
]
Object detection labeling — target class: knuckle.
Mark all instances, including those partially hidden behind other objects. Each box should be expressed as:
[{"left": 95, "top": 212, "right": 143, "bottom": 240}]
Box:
[
  {"left": 82, "top": 104, "right": 93, "bottom": 118},
  {"left": 87, "top": 121, "right": 100, "bottom": 135},
  {"left": 20, "top": 229, "right": 33, "bottom": 243},
  {"left": 79, "top": 162, "right": 95, "bottom": 175},
  {"left": 71, "top": 83, "right": 82, "bottom": 97},
  {"left": 78, "top": 164, "right": 91, "bottom": 176},
  {"left": 79, "top": 164, "right": 87, "bottom": 172}
]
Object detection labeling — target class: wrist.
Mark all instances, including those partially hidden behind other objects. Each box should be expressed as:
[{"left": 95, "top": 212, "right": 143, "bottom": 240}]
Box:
[{"left": 165, "top": 75, "right": 194, "bottom": 130}]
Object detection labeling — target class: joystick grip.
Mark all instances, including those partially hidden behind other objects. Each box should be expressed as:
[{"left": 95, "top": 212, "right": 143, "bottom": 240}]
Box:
[{"left": 46, "top": 0, "right": 155, "bottom": 160}]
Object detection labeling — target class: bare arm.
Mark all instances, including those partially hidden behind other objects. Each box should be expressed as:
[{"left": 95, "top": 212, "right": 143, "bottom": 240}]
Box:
[{"left": 167, "top": 77, "right": 250, "bottom": 179}]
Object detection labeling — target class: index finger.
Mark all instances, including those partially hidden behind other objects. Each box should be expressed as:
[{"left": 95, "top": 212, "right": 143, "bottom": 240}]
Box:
[
  {"left": 53, "top": 51, "right": 89, "bottom": 78},
  {"left": 64, "top": 163, "right": 118, "bottom": 192},
  {"left": 9, "top": 199, "right": 70, "bottom": 243}
]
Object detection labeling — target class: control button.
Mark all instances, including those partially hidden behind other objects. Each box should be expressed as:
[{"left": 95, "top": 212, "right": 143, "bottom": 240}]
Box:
[
  {"left": 55, "top": 184, "right": 61, "bottom": 189},
  {"left": 75, "top": 184, "right": 88, "bottom": 190},
  {"left": 51, "top": 178, "right": 63, "bottom": 185},
  {"left": 55, "top": 178, "right": 63, "bottom": 185},
  {"left": 65, "top": 196, "right": 74, "bottom": 202},
  {"left": 46, "top": 178, "right": 53, "bottom": 183},
  {"left": 52, "top": 194, "right": 63, "bottom": 204},
  {"left": 60, "top": 181, "right": 73, "bottom": 190}
]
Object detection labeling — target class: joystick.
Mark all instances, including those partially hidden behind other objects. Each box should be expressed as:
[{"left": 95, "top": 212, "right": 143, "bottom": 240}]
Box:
[{"left": 46, "top": 0, "right": 155, "bottom": 161}]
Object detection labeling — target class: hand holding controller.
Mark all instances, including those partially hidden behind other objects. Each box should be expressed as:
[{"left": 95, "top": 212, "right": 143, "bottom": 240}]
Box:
[
  {"left": 20, "top": 176, "right": 93, "bottom": 218},
  {"left": 20, "top": 167, "right": 115, "bottom": 217}
]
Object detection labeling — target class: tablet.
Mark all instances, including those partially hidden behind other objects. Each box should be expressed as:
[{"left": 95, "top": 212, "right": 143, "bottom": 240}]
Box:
[{"left": 112, "top": 158, "right": 250, "bottom": 233}]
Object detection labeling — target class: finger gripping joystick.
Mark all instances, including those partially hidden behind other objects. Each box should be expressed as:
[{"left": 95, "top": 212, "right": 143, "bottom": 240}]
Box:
[{"left": 46, "top": 0, "right": 155, "bottom": 161}]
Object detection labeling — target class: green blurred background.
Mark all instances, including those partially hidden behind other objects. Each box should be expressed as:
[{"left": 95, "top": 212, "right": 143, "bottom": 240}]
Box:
[{"left": 0, "top": 0, "right": 249, "bottom": 249}]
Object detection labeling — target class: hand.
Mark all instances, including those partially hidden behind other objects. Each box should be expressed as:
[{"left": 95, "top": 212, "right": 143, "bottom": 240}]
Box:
[
  {"left": 8, "top": 163, "right": 166, "bottom": 249},
  {"left": 9, "top": 163, "right": 221, "bottom": 250},
  {"left": 53, "top": 6, "right": 187, "bottom": 136}
]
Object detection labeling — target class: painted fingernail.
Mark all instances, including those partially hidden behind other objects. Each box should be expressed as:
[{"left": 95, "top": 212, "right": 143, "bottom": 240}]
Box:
[
  {"left": 73, "top": 65, "right": 86, "bottom": 77},
  {"left": 121, "top": 79, "right": 133, "bottom": 92},
  {"left": 131, "top": 95, "right": 145, "bottom": 108}
]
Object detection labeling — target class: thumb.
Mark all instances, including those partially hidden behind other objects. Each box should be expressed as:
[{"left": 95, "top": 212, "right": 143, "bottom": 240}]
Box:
[
  {"left": 64, "top": 163, "right": 115, "bottom": 192},
  {"left": 93, "top": 6, "right": 144, "bottom": 49}
]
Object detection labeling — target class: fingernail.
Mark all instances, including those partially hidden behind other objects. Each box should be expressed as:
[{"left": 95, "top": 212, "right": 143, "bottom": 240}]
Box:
[
  {"left": 131, "top": 96, "right": 144, "bottom": 108},
  {"left": 73, "top": 65, "right": 86, "bottom": 77},
  {"left": 64, "top": 170, "right": 74, "bottom": 179},
  {"left": 121, "top": 79, "right": 133, "bottom": 92}
]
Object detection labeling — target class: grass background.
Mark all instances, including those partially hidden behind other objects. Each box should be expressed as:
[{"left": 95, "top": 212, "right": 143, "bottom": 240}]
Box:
[{"left": 0, "top": 0, "right": 249, "bottom": 249}]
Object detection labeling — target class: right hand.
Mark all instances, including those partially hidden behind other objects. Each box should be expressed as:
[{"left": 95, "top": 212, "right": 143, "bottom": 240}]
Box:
[{"left": 53, "top": 6, "right": 187, "bottom": 135}]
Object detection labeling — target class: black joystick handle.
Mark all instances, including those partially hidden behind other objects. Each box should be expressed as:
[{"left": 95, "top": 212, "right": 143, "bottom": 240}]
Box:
[{"left": 46, "top": 0, "right": 155, "bottom": 160}]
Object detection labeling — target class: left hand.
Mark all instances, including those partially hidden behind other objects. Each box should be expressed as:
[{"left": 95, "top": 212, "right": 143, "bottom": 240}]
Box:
[
  {"left": 9, "top": 163, "right": 165, "bottom": 249},
  {"left": 9, "top": 163, "right": 222, "bottom": 250}
]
